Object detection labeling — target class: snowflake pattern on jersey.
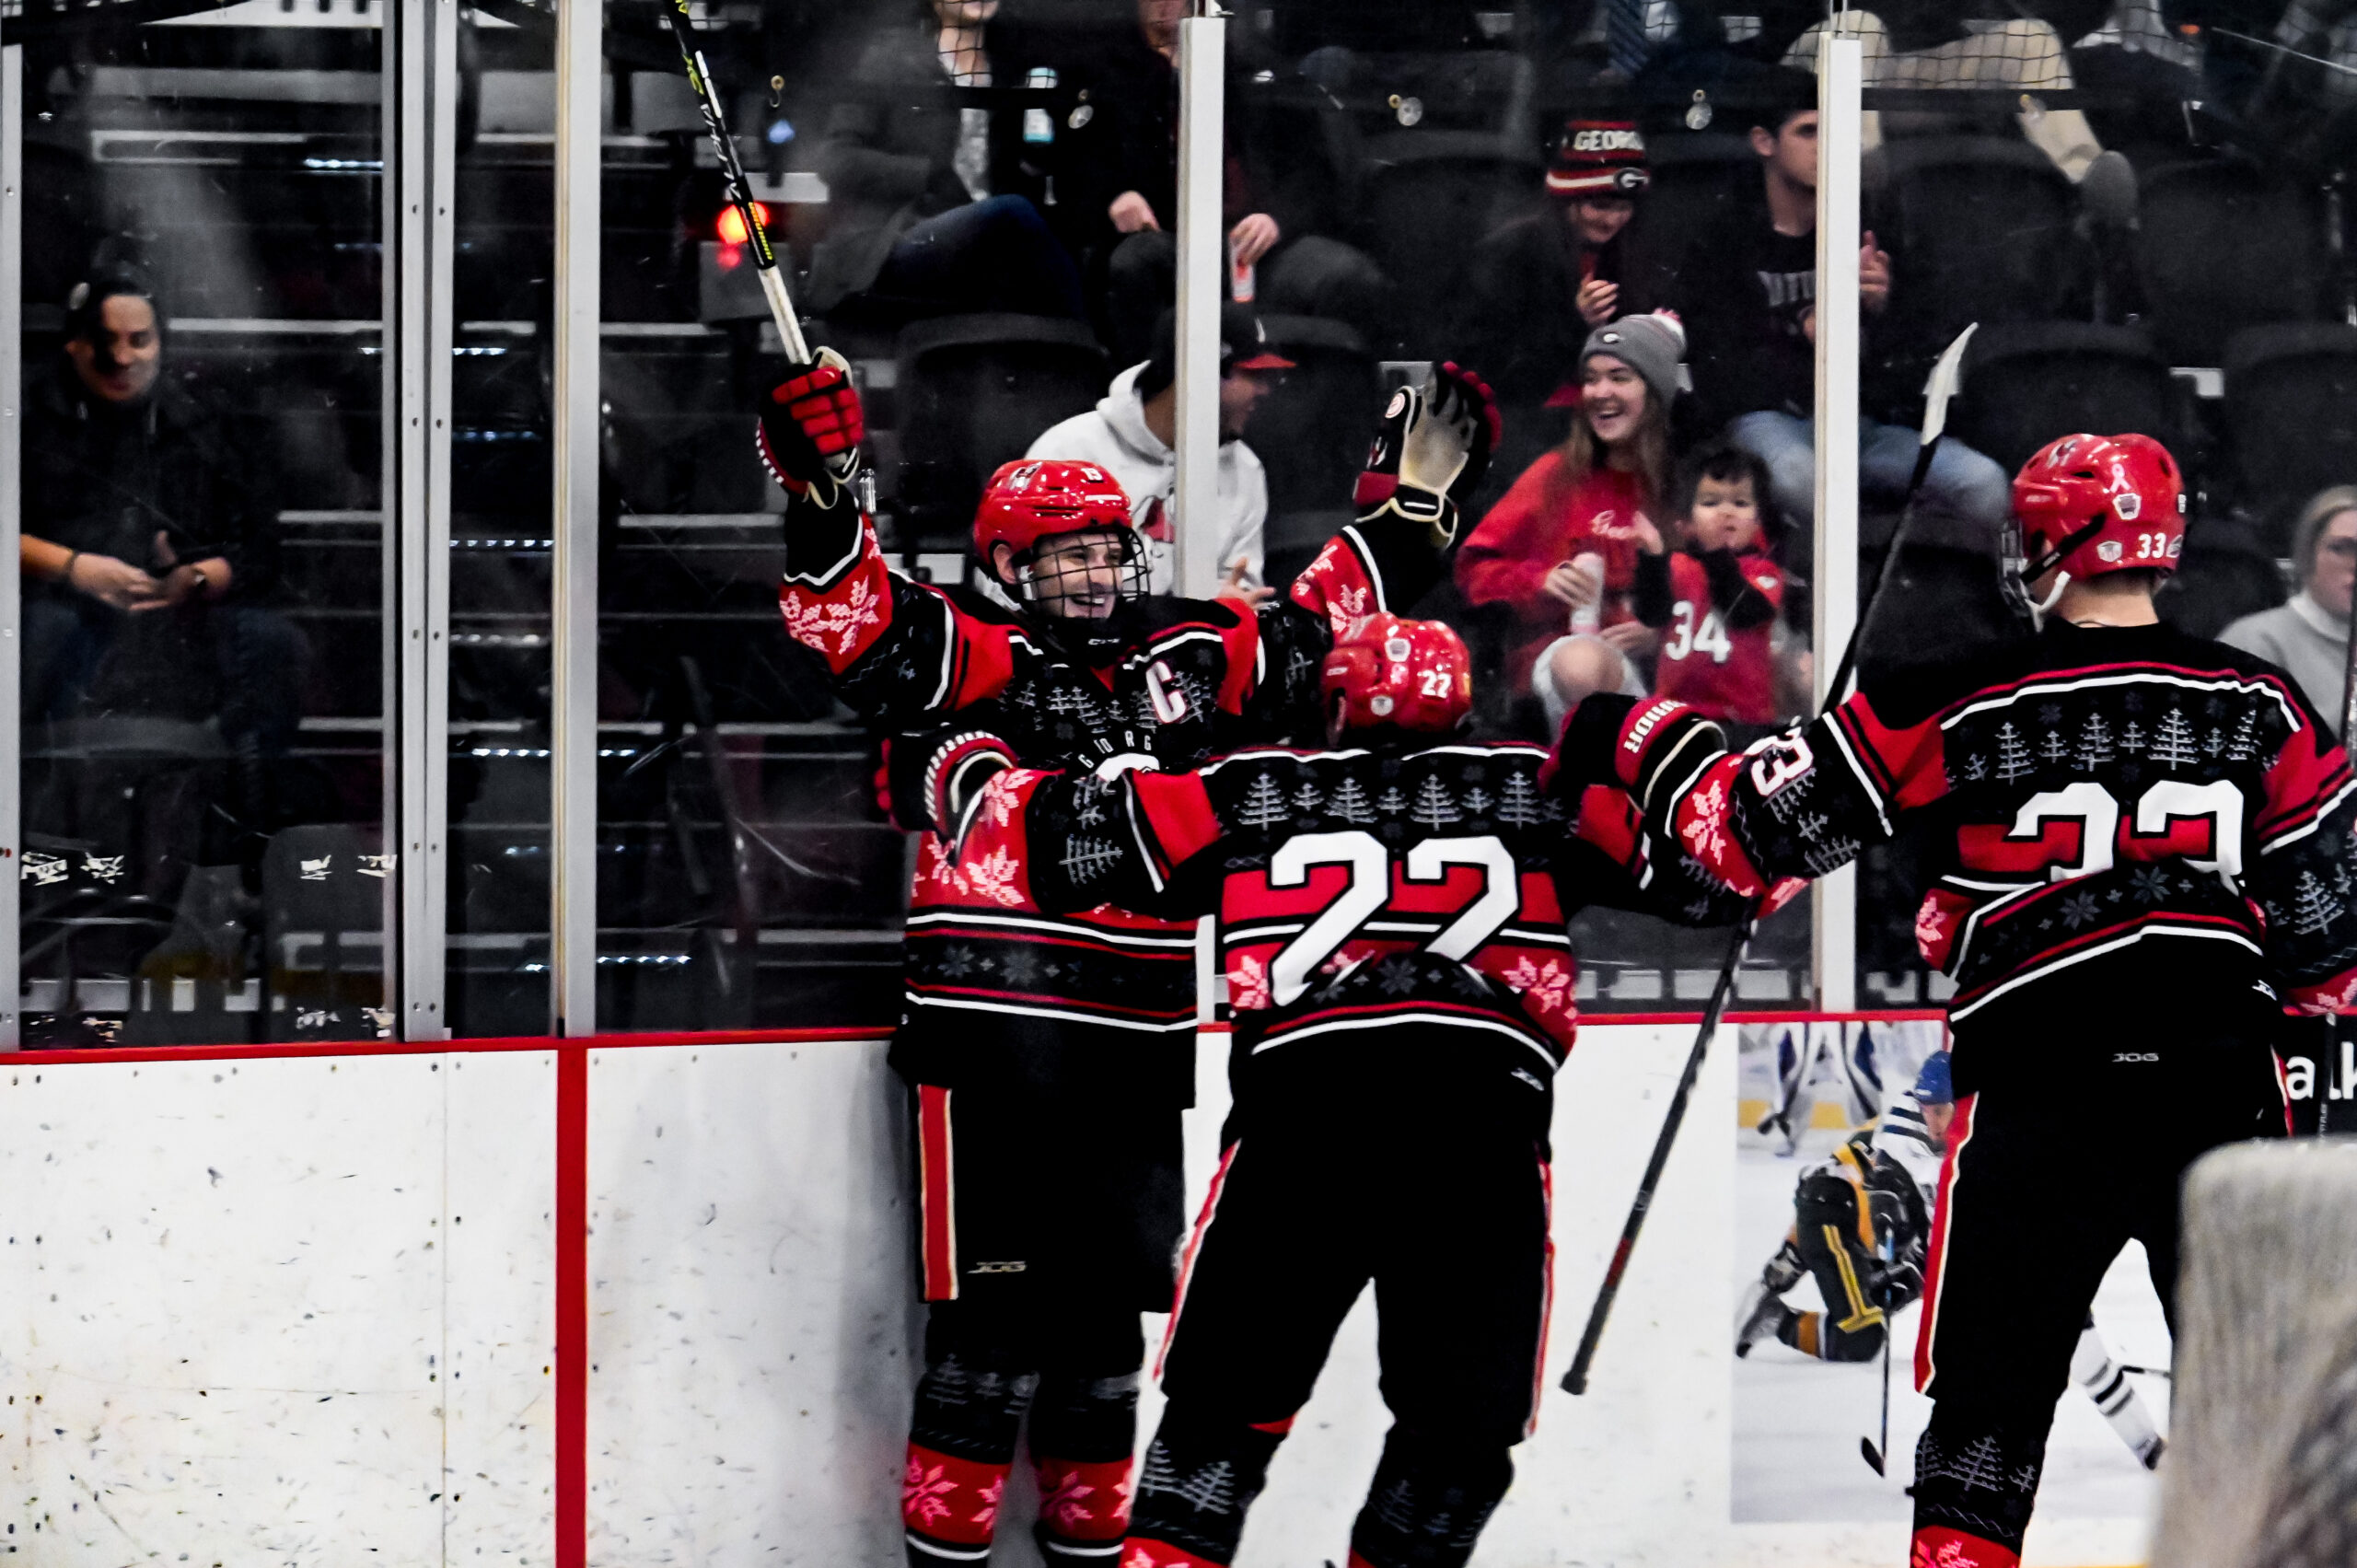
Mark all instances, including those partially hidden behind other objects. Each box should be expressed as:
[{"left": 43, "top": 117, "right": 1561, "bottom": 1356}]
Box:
[
  {"left": 782, "top": 575, "right": 884, "bottom": 659},
  {"left": 1504, "top": 956, "right": 1573, "bottom": 1016},
  {"left": 1228, "top": 955, "right": 1271, "bottom": 1010}
]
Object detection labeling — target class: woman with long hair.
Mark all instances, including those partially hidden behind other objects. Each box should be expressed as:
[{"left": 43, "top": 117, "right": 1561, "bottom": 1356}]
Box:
[{"left": 1457, "top": 312, "right": 1681, "bottom": 736}]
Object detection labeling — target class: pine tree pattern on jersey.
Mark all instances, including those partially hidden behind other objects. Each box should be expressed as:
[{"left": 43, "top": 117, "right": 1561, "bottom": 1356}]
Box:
[
  {"left": 960, "top": 742, "right": 1751, "bottom": 1090},
  {"left": 771, "top": 468, "right": 1442, "bottom": 1077},
  {"left": 1583, "top": 621, "right": 2357, "bottom": 1037}
]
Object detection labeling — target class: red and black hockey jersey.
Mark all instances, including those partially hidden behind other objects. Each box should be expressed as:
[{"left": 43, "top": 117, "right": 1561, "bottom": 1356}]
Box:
[
  {"left": 947, "top": 742, "right": 1749, "bottom": 1086},
  {"left": 1634, "top": 544, "right": 1787, "bottom": 726},
  {"left": 775, "top": 475, "right": 1448, "bottom": 1088},
  {"left": 1571, "top": 621, "right": 2357, "bottom": 1036}
]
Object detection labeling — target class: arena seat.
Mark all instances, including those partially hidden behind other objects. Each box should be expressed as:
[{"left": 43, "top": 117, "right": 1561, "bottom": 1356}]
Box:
[
  {"left": 2137, "top": 158, "right": 2328, "bottom": 368},
  {"left": 1243, "top": 314, "right": 1379, "bottom": 521},
  {"left": 891, "top": 312, "right": 1109, "bottom": 551},
  {"left": 2222, "top": 321, "right": 2357, "bottom": 546},
  {"left": 1947, "top": 320, "right": 2178, "bottom": 476},
  {"left": 1352, "top": 132, "right": 1545, "bottom": 357},
  {"left": 1870, "top": 136, "right": 2090, "bottom": 349},
  {"left": 2155, "top": 514, "right": 2288, "bottom": 641},
  {"left": 1619, "top": 131, "right": 1756, "bottom": 314}
]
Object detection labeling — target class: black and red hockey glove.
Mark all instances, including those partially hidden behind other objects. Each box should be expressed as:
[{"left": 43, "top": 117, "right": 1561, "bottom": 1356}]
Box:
[
  {"left": 1541, "top": 692, "right": 1725, "bottom": 815},
  {"left": 757, "top": 346, "right": 865, "bottom": 505},
  {"left": 1352, "top": 360, "right": 1500, "bottom": 547}
]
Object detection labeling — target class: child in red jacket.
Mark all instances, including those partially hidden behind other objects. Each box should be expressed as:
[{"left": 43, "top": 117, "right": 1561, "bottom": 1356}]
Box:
[
  {"left": 1632, "top": 443, "right": 1801, "bottom": 726},
  {"left": 1456, "top": 312, "right": 1682, "bottom": 736}
]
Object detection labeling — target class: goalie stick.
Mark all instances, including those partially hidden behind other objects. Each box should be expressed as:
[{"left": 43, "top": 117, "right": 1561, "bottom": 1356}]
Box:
[
  {"left": 1562, "top": 323, "right": 1980, "bottom": 1396},
  {"left": 660, "top": 2, "right": 811, "bottom": 364}
]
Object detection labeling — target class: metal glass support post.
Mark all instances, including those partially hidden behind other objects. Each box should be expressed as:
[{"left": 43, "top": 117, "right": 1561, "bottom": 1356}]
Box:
[
  {"left": 550, "top": 0, "right": 602, "bottom": 1037},
  {"left": 1811, "top": 31, "right": 1864, "bottom": 1014},
  {"left": 395, "top": 1, "right": 458, "bottom": 1040},
  {"left": 1171, "top": 3, "right": 1226, "bottom": 602},
  {"left": 0, "top": 45, "right": 21, "bottom": 1051}
]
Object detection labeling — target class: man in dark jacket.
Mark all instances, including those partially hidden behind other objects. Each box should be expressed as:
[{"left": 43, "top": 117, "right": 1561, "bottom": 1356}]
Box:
[
  {"left": 1062, "top": 0, "right": 1389, "bottom": 364},
  {"left": 19, "top": 262, "right": 303, "bottom": 775},
  {"left": 804, "top": 0, "right": 1086, "bottom": 321},
  {"left": 1675, "top": 81, "right": 2008, "bottom": 547}
]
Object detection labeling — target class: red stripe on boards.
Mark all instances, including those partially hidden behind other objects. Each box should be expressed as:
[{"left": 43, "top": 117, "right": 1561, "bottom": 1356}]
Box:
[{"left": 554, "top": 1042, "right": 588, "bottom": 1568}]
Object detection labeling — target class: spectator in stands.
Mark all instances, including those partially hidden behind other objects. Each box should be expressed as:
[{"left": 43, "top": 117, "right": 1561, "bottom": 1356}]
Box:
[
  {"left": 2219, "top": 484, "right": 2357, "bottom": 734},
  {"left": 1633, "top": 442, "right": 1806, "bottom": 725},
  {"left": 1025, "top": 302, "right": 1290, "bottom": 597},
  {"left": 1457, "top": 311, "right": 1682, "bottom": 737},
  {"left": 1457, "top": 118, "right": 1655, "bottom": 407},
  {"left": 19, "top": 263, "right": 304, "bottom": 798},
  {"left": 803, "top": 0, "right": 1086, "bottom": 322},
  {"left": 1678, "top": 85, "right": 2011, "bottom": 549},
  {"left": 1067, "top": 0, "right": 1391, "bottom": 364}
]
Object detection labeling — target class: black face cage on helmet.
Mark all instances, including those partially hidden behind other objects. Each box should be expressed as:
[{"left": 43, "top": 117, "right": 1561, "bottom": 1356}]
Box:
[{"left": 1013, "top": 526, "right": 1153, "bottom": 616}]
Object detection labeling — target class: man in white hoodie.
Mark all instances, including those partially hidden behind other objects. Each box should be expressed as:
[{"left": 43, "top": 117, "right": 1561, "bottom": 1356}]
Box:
[{"left": 1027, "top": 301, "right": 1290, "bottom": 598}]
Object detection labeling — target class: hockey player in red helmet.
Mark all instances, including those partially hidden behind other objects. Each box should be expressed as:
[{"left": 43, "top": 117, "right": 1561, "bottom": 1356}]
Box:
[
  {"left": 2005, "top": 431, "right": 2188, "bottom": 622},
  {"left": 759, "top": 349, "right": 1498, "bottom": 1567},
  {"left": 900, "top": 613, "right": 1750, "bottom": 1568},
  {"left": 1553, "top": 431, "right": 2357, "bottom": 1568},
  {"left": 970, "top": 457, "right": 1145, "bottom": 635}
]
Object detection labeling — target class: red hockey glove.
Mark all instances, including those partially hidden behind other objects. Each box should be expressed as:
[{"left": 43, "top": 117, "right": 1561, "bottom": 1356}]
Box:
[
  {"left": 757, "top": 346, "right": 865, "bottom": 504},
  {"left": 1353, "top": 360, "right": 1500, "bottom": 547}
]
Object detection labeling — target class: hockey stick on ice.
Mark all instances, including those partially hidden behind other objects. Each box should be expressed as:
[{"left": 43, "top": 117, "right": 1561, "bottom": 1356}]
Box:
[
  {"left": 1562, "top": 323, "right": 1980, "bottom": 1397},
  {"left": 660, "top": 3, "right": 811, "bottom": 363},
  {"left": 1862, "top": 1247, "right": 1894, "bottom": 1474}
]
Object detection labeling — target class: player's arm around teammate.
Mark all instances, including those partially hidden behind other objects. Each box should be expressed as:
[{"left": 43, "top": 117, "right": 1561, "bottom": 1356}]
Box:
[{"left": 1551, "top": 434, "right": 2357, "bottom": 1568}]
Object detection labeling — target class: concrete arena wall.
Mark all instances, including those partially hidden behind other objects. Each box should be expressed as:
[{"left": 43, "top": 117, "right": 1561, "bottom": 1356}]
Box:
[{"left": 0, "top": 1028, "right": 2148, "bottom": 1567}]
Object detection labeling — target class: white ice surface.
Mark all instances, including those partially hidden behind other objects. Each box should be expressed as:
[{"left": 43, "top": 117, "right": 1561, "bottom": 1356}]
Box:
[{"left": 1732, "top": 1130, "right": 2171, "bottom": 1527}]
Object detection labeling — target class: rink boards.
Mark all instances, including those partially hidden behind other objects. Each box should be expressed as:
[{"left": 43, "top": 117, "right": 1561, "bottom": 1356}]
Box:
[{"left": 0, "top": 1026, "right": 2151, "bottom": 1567}]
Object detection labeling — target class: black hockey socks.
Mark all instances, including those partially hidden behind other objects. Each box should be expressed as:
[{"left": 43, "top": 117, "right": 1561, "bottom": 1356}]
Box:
[
  {"left": 903, "top": 1351, "right": 1038, "bottom": 1566},
  {"left": 1029, "top": 1370, "right": 1142, "bottom": 1564},
  {"left": 1909, "top": 1403, "right": 2051, "bottom": 1568},
  {"left": 1123, "top": 1406, "right": 1291, "bottom": 1568},
  {"left": 1346, "top": 1425, "right": 1515, "bottom": 1568}
]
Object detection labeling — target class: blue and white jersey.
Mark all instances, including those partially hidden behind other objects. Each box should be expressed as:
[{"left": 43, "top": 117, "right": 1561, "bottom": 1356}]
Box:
[{"left": 1872, "top": 1088, "right": 1946, "bottom": 1207}]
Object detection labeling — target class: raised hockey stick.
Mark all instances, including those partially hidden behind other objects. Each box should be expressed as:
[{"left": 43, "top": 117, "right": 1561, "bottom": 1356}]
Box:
[
  {"left": 1562, "top": 323, "right": 1980, "bottom": 1397},
  {"left": 660, "top": 3, "right": 811, "bottom": 364}
]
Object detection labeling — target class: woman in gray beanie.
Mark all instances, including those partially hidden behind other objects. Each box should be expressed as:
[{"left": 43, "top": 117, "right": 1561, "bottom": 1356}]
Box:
[{"left": 1457, "top": 311, "right": 1683, "bottom": 735}]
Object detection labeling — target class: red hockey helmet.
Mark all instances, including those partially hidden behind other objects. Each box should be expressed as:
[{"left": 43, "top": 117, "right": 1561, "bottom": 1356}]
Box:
[
  {"left": 1321, "top": 613, "right": 1474, "bottom": 738},
  {"left": 2011, "top": 433, "right": 2186, "bottom": 583},
  {"left": 973, "top": 459, "right": 1133, "bottom": 563}
]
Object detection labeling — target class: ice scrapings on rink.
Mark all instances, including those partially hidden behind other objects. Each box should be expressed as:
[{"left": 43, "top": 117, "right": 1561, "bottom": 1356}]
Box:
[{"left": 1733, "top": 1134, "right": 2172, "bottom": 1525}]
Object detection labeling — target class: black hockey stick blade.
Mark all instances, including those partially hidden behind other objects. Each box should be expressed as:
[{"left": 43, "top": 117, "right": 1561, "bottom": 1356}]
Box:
[{"left": 1861, "top": 1436, "right": 1887, "bottom": 1476}]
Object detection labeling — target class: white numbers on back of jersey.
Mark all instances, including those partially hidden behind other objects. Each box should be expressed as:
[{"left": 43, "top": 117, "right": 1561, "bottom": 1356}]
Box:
[
  {"left": 1267, "top": 832, "right": 1389, "bottom": 1005},
  {"left": 1264, "top": 830, "right": 1522, "bottom": 1004},
  {"left": 2008, "top": 778, "right": 2245, "bottom": 887},
  {"left": 2011, "top": 783, "right": 2119, "bottom": 880},
  {"left": 2135, "top": 778, "right": 2245, "bottom": 880},
  {"left": 1407, "top": 835, "right": 1520, "bottom": 959},
  {"left": 1663, "top": 600, "right": 1733, "bottom": 664}
]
